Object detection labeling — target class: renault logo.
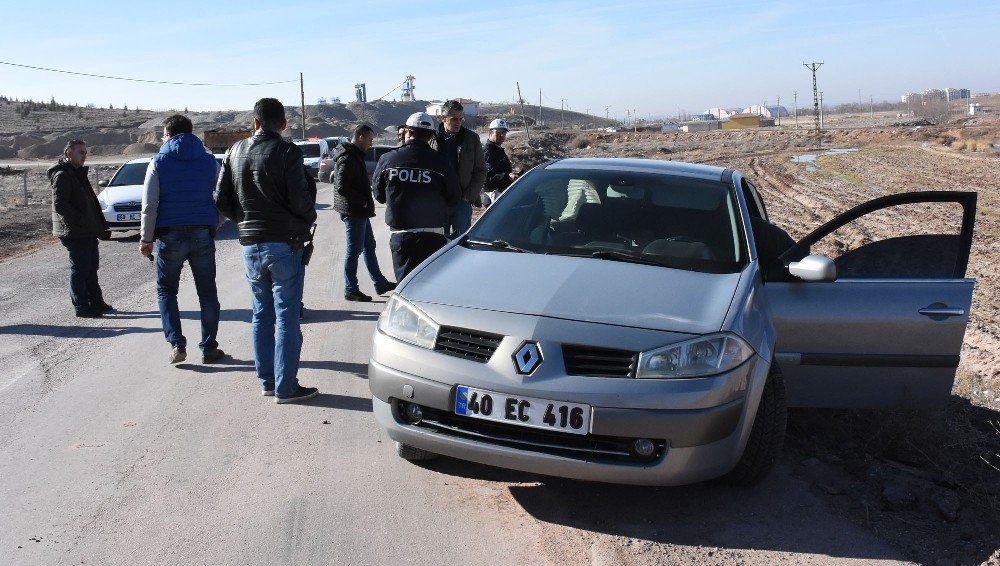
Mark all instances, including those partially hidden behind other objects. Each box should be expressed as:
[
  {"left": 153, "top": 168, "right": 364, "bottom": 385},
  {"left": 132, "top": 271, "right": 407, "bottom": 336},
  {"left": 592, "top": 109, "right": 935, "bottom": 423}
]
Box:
[{"left": 512, "top": 341, "right": 542, "bottom": 375}]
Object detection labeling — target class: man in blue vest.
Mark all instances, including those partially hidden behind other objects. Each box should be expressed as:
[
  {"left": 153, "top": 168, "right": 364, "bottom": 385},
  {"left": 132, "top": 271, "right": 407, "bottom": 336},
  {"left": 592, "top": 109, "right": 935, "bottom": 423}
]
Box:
[{"left": 139, "top": 114, "right": 225, "bottom": 365}]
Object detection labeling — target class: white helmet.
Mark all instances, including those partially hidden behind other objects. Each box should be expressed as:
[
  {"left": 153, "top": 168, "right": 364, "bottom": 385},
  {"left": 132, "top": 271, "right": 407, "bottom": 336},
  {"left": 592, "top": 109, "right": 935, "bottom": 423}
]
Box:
[
  {"left": 405, "top": 112, "right": 436, "bottom": 131},
  {"left": 489, "top": 118, "right": 509, "bottom": 131}
]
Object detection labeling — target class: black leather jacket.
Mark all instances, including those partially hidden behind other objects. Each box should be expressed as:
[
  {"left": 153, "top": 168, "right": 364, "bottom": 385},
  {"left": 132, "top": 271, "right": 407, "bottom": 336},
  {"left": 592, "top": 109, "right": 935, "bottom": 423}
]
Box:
[
  {"left": 483, "top": 140, "right": 513, "bottom": 193},
  {"left": 332, "top": 142, "right": 374, "bottom": 217},
  {"left": 215, "top": 129, "right": 317, "bottom": 244}
]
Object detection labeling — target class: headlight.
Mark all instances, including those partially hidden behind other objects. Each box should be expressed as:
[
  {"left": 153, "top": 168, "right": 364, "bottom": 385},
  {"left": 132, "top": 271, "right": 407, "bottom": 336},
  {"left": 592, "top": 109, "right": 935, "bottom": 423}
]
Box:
[
  {"left": 636, "top": 333, "right": 754, "bottom": 379},
  {"left": 377, "top": 295, "right": 439, "bottom": 349}
]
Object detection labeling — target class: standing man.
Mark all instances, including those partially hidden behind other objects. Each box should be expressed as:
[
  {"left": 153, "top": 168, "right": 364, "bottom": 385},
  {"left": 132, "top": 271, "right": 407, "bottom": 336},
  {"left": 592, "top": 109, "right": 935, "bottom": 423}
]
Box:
[
  {"left": 435, "top": 100, "right": 486, "bottom": 238},
  {"left": 483, "top": 118, "right": 519, "bottom": 206},
  {"left": 139, "top": 114, "right": 225, "bottom": 365},
  {"left": 395, "top": 124, "right": 407, "bottom": 146},
  {"left": 215, "top": 98, "right": 318, "bottom": 404},
  {"left": 49, "top": 139, "right": 111, "bottom": 318},
  {"left": 332, "top": 124, "right": 395, "bottom": 302},
  {"left": 374, "top": 112, "right": 461, "bottom": 280}
]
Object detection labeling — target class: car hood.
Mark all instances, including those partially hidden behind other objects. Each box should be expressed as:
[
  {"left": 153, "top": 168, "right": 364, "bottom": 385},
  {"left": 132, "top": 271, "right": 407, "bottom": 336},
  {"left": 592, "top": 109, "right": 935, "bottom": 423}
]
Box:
[
  {"left": 99, "top": 183, "right": 143, "bottom": 205},
  {"left": 403, "top": 246, "right": 744, "bottom": 334}
]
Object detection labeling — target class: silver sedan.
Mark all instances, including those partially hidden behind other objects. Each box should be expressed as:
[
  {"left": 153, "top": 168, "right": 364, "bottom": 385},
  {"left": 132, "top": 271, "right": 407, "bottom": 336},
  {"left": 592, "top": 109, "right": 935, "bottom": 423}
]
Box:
[{"left": 368, "top": 158, "right": 977, "bottom": 486}]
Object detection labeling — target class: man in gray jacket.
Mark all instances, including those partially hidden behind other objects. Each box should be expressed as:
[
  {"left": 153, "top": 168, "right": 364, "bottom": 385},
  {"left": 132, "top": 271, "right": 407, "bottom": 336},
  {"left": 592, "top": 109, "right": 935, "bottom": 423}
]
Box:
[
  {"left": 49, "top": 139, "right": 111, "bottom": 318},
  {"left": 435, "top": 99, "right": 486, "bottom": 238}
]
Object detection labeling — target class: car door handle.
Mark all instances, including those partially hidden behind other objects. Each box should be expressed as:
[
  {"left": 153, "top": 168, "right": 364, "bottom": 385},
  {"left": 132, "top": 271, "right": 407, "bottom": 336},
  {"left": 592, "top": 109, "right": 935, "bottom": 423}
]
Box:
[{"left": 918, "top": 307, "right": 965, "bottom": 317}]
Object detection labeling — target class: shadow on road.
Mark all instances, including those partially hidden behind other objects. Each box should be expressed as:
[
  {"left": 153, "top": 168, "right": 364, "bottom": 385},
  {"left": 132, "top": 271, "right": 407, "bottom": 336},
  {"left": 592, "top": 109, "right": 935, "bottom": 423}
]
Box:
[
  {"left": 172, "top": 357, "right": 368, "bottom": 379},
  {"left": 0, "top": 323, "right": 160, "bottom": 338},
  {"left": 300, "top": 309, "right": 379, "bottom": 324},
  {"left": 301, "top": 359, "right": 369, "bottom": 377},
  {"left": 307, "top": 393, "right": 373, "bottom": 412}
]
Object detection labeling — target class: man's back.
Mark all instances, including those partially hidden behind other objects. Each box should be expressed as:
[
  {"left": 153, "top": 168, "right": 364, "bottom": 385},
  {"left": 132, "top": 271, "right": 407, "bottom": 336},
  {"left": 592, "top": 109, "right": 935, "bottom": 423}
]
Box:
[
  {"left": 216, "top": 129, "right": 317, "bottom": 243},
  {"left": 152, "top": 133, "right": 218, "bottom": 228},
  {"left": 373, "top": 140, "right": 461, "bottom": 231}
]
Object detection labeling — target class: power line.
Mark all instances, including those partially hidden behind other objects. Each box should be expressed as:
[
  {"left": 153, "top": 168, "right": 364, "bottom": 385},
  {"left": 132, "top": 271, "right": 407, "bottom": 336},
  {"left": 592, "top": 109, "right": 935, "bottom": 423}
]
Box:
[{"left": 0, "top": 60, "right": 296, "bottom": 87}]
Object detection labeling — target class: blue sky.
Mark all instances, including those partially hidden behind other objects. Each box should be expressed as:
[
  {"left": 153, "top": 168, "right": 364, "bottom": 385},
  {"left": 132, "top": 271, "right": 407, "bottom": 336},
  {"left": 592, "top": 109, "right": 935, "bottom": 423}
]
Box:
[{"left": 1, "top": 0, "right": 997, "bottom": 119}]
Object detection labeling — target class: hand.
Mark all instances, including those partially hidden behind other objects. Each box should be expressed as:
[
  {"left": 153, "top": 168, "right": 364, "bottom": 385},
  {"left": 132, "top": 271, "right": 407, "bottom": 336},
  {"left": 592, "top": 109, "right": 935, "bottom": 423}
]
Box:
[
  {"left": 508, "top": 172, "right": 520, "bottom": 181},
  {"left": 139, "top": 241, "right": 154, "bottom": 259}
]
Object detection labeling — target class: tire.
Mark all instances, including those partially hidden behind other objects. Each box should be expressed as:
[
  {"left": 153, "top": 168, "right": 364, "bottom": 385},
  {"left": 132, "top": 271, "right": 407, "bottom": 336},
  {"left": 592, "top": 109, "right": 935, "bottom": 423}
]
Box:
[
  {"left": 720, "top": 362, "right": 787, "bottom": 486},
  {"left": 395, "top": 441, "right": 438, "bottom": 462}
]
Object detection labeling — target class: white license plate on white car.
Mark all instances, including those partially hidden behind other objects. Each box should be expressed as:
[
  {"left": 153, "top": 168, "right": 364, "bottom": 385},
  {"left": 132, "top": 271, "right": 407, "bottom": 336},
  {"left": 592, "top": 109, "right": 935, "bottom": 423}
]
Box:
[
  {"left": 116, "top": 213, "right": 139, "bottom": 221},
  {"left": 454, "top": 385, "right": 591, "bottom": 435}
]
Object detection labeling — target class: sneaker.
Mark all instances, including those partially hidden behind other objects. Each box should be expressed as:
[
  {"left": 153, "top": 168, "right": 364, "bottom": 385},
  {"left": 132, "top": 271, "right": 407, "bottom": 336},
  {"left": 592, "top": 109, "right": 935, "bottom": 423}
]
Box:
[
  {"left": 75, "top": 308, "right": 103, "bottom": 319},
  {"left": 261, "top": 385, "right": 275, "bottom": 397},
  {"left": 344, "top": 290, "right": 372, "bottom": 302},
  {"left": 274, "top": 386, "right": 319, "bottom": 404},
  {"left": 169, "top": 347, "right": 186, "bottom": 364},
  {"left": 202, "top": 348, "right": 226, "bottom": 364},
  {"left": 374, "top": 281, "right": 397, "bottom": 295}
]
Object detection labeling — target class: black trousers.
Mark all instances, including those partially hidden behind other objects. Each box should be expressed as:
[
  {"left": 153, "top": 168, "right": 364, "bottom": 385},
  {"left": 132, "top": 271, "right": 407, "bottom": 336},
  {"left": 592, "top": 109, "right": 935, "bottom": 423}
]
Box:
[
  {"left": 389, "top": 231, "right": 448, "bottom": 281},
  {"left": 59, "top": 236, "right": 105, "bottom": 312}
]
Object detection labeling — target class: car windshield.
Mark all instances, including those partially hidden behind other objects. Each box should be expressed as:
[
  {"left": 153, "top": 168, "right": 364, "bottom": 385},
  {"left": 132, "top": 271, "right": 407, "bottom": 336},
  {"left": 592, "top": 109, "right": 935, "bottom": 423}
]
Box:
[
  {"left": 297, "top": 143, "right": 321, "bottom": 158},
  {"left": 466, "top": 168, "right": 747, "bottom": 273},
  {"left": 108, "top": 162, "right": 149, "bottom": 187}
]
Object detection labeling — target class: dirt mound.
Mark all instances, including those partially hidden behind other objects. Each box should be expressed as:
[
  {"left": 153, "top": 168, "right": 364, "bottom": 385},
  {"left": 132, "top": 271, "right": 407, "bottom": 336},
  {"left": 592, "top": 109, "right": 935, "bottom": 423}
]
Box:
[
  {"left": 305, "top": 123, "right": 350, "bottom": 138},
  {"left": 17, "top": 139, "right": 67, "bottom": 159},
  {"left": 122, "top": 142, "right": 160, "bottom": 155}
]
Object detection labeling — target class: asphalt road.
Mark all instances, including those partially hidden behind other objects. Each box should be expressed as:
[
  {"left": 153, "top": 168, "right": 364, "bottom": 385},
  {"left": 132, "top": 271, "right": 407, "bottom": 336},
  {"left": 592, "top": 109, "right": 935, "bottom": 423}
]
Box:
[{"left": 0, "top": 184, "right": 910, "bottom": 565}]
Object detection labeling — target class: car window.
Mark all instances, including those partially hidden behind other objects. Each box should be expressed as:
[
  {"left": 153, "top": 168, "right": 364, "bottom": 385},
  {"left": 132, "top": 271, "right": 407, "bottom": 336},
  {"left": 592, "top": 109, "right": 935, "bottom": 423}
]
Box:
[
  {"left": 109, "top": 162, "right": 149, "bottom": 186},
  {"left": 468, "top": 169, "right": 747, "bottom": 273},
  {"left": 809, "top": 201, "right": 965, "bottom": 278},
  {"left": 296, "top": 143, "right": 322, "bottom": 158}
]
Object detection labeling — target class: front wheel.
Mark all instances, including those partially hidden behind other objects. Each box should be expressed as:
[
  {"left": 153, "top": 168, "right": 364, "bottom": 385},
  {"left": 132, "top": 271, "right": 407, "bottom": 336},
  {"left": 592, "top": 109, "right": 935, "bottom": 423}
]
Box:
[
  {"left": 395, "top": 441, "right": 438, "bottom": 462},
  {"left": 720, "top": 362, "right": 787, "bottom": 486}
]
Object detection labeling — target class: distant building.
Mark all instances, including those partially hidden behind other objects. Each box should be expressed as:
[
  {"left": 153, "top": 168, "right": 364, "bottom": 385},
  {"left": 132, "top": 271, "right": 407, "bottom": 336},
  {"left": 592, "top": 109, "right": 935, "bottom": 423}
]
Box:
[
  {"left": 680, "top": 120, "right": 720, "bottom": 132},
  {"left": 722, "top": 114, "right": 761, "bottom": 129},
  {"left": 923, "top": 88, "right": 947, "bottom": 101},
  {"left": 969, "top": 103, "right": 992, "bottom": 115},
  {"left": 660, "top": 123, "right": 680, "bottom": 133},
  {"left": 743, "top": 105, "right": 788, "bottom": 118},
  {"left": 690, "top": 113, "right": 716, "bottom": 121},
  {"left": 704, "top": 107, "right": 742, "bottom": 120},
  {"left": 901, "top": 93, "right": 921, "bottom": 104},
  {"left": 946, "top": 88, "right": 970, "bottom": 101},
  {"left": 427, "top": 98, "right": 480, "bottom": 117}
]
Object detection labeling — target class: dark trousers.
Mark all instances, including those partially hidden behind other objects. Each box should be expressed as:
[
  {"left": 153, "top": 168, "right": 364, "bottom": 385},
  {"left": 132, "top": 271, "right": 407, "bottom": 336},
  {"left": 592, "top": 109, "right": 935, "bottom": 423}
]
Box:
[
  {"left": 59, "top": 236, "right": 105, "bottom": 312},
  {"left": 389, "top": 231, "right": 448, "bottom": 281},
  {"left": 155, "top": 227, "right": 220, "bottom": 352}
]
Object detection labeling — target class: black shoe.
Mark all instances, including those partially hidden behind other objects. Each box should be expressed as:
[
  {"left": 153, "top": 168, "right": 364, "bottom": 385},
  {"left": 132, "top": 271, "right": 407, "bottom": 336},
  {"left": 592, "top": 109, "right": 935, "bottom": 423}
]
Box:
[
  {"left": 94, "top": 302, "right": 114, "bottom": 313},
  {"left": 374, "top": 281, "right": 397, "bottom": 295},
  {"left": 202, "top": 348, "right": 226, "bottom": 364},
  {"left": 344, "top": 290, "right": 372, "bottom": 302},
  {"left": 169, "top": 346, "right": 187, "bottom": 364},
  {"left": 275, "top": 386, "right": 319, "bottom": 404},
  {"left": 75, "top": 308, "right": 103, "bottom": 319},
  {"left": 261, "top": 385, "right": 275, "bottom": 397}
]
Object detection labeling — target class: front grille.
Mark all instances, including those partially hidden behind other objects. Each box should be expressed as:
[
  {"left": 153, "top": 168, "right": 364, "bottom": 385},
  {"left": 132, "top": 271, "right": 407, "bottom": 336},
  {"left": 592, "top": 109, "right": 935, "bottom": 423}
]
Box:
[
  {"left": 434, "top": 326, "right": 503, "bottom": 363},
  {"left": 413, "top": 405, "right": 664, "bottom": 464},
  {"left": 113, "top": 203, "right": 141, "bottom": 212},
  {"left": 563, "top": 345, "right": 638, "bottom": 378}
]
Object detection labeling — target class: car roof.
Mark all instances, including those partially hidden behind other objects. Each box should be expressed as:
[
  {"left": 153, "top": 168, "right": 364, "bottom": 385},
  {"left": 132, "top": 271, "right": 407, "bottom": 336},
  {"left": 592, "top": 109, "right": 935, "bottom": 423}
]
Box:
[
  {"left": 543, "top": 158, "right": 726, "bottom": 181},
  {"left": 124, "top": 157, "right": 152, "bottom": 164}
]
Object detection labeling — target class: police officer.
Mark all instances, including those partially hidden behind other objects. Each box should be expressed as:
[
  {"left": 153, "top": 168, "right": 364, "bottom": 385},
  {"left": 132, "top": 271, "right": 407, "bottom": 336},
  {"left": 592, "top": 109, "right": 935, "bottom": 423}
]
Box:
[
  {"left": 373, "top": 112, "right": 461, "bottom": 280},
  {"left": 483, "top": 118, "right": 518, "bottom": 206}
]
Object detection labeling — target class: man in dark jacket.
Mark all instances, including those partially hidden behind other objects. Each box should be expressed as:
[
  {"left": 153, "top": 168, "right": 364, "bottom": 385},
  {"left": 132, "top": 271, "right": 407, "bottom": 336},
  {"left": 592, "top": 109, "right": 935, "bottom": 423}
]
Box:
[
  {"left": 332, "top": 124, "right": 394, "bottom": 302},
  {"left": 374, "top": 112, "right": 461, "bottom": 280},
  {"left": 139, "top": 114, "right": 225, "bottom": 365},
  {"left": 215, "top": 98, "right": 318, "bottom": 404},
  {"left": 435, "top": 99, "right": 486, "bottom": 238},
  {"left": 483, "top": 118, "right": 519, "bottom": 206},
  {"left": 49, "top": 139, "right": 111, "bottom": 318}
]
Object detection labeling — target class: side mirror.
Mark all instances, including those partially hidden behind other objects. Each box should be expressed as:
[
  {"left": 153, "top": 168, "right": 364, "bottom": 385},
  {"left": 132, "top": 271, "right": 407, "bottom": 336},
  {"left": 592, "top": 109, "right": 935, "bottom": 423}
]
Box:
[
  {"left": 788, "top": 254, "right": 837, "bottom": 282},
  {"left": 98, "top": 179, "right": 109, "bottom": 187}
]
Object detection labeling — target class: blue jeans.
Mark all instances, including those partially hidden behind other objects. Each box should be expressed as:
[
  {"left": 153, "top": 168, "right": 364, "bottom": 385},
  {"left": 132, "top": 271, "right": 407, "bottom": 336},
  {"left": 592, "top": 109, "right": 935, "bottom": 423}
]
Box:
[
  {"left": 155, "top": 227, "right": 220, "bottom": 352},
  {"left": 341, "top": 214, "right": 389, "bottom": 294},
  {"left": 242, "top": 243, "right": 305, "bottom": 397},
  {"left": 445, "top": 200, "right": 473, "bottom": 239},
  {"left": 59, "top": 236, "right": 105, "bottom": 311}
]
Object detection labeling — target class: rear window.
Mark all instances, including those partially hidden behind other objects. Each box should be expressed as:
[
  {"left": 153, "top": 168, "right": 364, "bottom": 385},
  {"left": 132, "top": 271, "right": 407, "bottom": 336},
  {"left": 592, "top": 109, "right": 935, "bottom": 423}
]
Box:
[
  {"left": 108, "top": 162, "right": 149, "bottom": 187},
  {"left": 296, "top": 143, "right": 322, "bottom": 158},
  {"left": 467, "top": 169, "right": 747, "bottom": 273}
]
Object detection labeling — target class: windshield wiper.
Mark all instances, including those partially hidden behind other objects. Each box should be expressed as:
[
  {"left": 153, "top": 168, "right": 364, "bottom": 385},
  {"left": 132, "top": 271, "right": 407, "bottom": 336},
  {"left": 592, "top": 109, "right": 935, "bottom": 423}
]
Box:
[
  {"left": 465, "top": 239, "right": 533, "bottom": 253},
  {"left": 588, "top": 250, "right": 663, "bottom": 266}
]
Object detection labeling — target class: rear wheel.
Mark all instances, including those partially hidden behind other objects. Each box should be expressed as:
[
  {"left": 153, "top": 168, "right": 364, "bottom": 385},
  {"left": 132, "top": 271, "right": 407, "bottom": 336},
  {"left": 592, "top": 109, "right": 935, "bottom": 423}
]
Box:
[
  {"left": 720, "top": 362, "right": 787, "bottom": 486},
  {"left": 395, "top": 441, "right": 438, "bottom": 461}
]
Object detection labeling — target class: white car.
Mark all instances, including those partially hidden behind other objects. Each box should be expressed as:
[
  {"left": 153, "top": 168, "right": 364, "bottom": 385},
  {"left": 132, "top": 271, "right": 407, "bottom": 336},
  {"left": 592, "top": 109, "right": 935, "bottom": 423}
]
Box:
[
  {"left": 97, "top": 155, "right": 225, "bottom": 233},
  {"left": 293, "top": 139, "right": 329, "bottom": 179}
]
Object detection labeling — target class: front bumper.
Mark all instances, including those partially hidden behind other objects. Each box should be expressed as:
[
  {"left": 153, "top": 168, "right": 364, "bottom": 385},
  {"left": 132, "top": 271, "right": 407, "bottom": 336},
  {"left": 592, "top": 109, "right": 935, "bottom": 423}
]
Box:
[
  {"left": 102, "top": 211, "right": 139, "bottom": 232},
  {"left": 369, "top": 325, "right": 770, "bottom": 486}
]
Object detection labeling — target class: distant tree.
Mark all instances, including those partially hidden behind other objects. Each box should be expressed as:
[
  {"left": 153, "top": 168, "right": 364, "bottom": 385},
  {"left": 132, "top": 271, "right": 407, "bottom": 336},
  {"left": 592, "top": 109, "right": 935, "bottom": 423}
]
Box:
[
  {"left": 77, "top": 108, "right": 84, "bottom": 118},
  {"left": 184, "top": 106, "right": 189, "bottom": 113},
  {"left": 914, "top": 99, "right": 953, "bottom": 125},
  {"left": 49, "top": 96, "right": 57, "bottom": 110},
  {"left": 19, "top": 105, "right": 30, "bottom": 118},
  {"left": 109, "top": 103, "right": 114, "bottom": 110}
]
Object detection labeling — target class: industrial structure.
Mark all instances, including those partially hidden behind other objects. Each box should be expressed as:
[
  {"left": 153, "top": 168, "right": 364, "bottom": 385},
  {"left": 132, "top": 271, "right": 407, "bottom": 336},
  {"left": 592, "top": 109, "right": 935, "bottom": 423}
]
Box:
[
  {"left": 401, "top": 75, "right": 416, "bottom": 102},
  {"left": 354, "top": 83, "right": 367, "bottom": 103}
]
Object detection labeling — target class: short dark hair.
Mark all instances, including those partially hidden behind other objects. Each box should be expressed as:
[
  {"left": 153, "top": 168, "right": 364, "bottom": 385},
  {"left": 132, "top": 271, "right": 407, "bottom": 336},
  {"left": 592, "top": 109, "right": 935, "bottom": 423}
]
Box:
[
  {"left": 163, "top": 114, "right": 193, "bottom": 136},
  {"left": 253, "top": 98, "right": 286, "bottom": 131},
  {"left": 442, "top": 99, "right": 464, "bottom": 115},
  {"left": 396, "top": 124, "right": 406, "bottom": 132},
  {"left": 352, "top": 124, "right": 374, "bottom": 140},
  {"left": 408, "top": 127, "right": 434, "bottom": 142},
  {"left": 63, "top": 139, "right": 86, "bottom": 154}
]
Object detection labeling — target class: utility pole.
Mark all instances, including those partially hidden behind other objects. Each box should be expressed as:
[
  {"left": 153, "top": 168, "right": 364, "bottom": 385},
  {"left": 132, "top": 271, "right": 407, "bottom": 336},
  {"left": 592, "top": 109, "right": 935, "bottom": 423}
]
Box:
[
  {"left": 793, "top": 90, "right": 798, "bottom": 129},
  {"left": 776, "top": 95, "right": 781, "bottom": 126},
  {"left": 538, "top": 89, "right": 542, "bottom": 127},
  {"left": 803, "top": 61, "right": 823, "bottom": 148},
  {"left": 633, "top": 108, "right": 637, "bottom": 132},
  {"left": 561, "top": 98, "right": 565, "bottom": 129},
  {"left": 605, "top": 106, "right": 610, "bottom": 121},
  {"left": 870, "top": 95, "right": 874, "bottom": 125},
  {"left": 516, "top": 82, "right": 530, "bottom": 143},
  {"left": 819, "top": 91, "right": 825, "bottom": 129},
  {"left": 299, "top": 72, "right": 306, "bottom": 139}
]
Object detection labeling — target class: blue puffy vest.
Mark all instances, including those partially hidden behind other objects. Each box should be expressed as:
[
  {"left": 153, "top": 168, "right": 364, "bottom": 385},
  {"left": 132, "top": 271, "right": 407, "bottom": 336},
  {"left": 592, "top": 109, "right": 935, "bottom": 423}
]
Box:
[{"left": 153, "top": 133, "right": 219, "bottom": 228}]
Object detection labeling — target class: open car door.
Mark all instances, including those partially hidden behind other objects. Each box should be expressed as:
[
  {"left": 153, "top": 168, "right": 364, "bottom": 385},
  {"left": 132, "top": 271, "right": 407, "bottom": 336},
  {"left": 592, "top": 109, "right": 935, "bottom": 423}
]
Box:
[{"left": 763, "top": 191, "right": 976, "bottom": 408}]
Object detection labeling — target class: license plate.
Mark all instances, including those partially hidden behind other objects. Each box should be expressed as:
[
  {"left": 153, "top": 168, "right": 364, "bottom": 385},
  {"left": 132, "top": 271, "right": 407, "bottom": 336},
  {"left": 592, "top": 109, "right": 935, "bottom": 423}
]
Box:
[
  {"left": 455, "top": 385, "right": 591, "bottom": 435},
  {"left": 116, "top": 213, "right": 139, "bottom": 221}
]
